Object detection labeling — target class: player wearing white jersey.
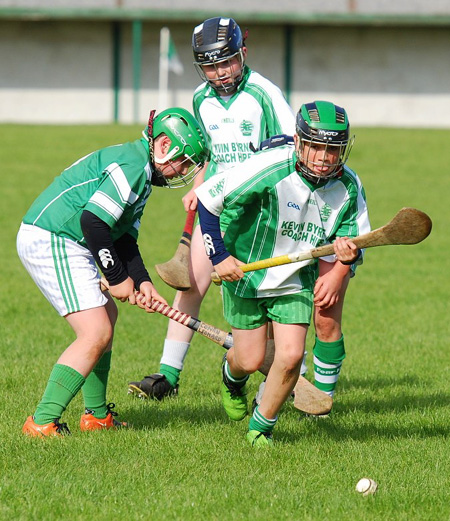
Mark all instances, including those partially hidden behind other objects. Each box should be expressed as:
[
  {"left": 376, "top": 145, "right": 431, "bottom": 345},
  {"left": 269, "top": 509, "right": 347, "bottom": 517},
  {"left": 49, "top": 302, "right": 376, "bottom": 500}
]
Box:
[
  {"left": 193, "top": 67, "right": 296, "bottom": 180},
  {"left": 196, "top": 101, "right": 370, "bottom": 446},
  {"left": 18, "top": 108, "right": 206, "bottom": 437},
  {"left": 128, "top": 17, "right": 295, "bottom": 400}
]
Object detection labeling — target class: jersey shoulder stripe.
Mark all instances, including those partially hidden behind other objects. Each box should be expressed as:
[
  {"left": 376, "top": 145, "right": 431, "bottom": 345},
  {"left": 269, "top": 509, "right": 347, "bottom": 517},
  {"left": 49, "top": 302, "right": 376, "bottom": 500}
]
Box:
[
  {"left": 104, "top": 163, "right": 139, "bottom": 205},
  {"left": 224, "top": 148, "right": 295, "bottom": 207},
  {"left": 88, "top": 191, "right": 124, "bottom": 221}
]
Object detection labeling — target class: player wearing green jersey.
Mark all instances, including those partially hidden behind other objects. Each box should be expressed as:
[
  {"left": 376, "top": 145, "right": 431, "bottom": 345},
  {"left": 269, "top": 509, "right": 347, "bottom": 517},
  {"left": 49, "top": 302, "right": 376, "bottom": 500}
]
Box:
[
  {"left": 128, "top": 17, "right": 296, "bottom": 400},
  {"left": 196, "top": 101, "right": 370, "bottom": 446},
  {"left": 18, "top": 108, "right": 207, "bottom": 437}
]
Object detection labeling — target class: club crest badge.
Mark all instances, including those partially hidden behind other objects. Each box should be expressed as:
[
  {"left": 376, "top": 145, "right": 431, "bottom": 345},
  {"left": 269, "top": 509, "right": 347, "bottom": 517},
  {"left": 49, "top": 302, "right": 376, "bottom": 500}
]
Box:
[
  {"left": 240, "top": 120, "right": 253, "bottom": 136},
  {"left": 320, "top": 203, "right": 332, "bottom": 222}
]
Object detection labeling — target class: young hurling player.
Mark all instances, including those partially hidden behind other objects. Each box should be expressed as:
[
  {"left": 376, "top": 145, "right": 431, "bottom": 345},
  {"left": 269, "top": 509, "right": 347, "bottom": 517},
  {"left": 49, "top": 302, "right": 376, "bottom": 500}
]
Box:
[
  {"left": 18, "top": 108, "right": 207, "bottom": 437},
  {"left": 252, "top": 130, "right": 370, "bottom": 412},
  {"left": 128, "top": 17, "right": 296, "bottom": 400},
  {"left": 195, "top": 101, "right": 370, "bottom": 446}
]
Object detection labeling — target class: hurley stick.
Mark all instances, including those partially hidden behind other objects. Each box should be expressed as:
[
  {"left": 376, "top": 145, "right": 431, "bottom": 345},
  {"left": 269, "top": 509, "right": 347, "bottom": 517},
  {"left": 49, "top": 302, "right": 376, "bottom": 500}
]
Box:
[
  {"left": 100, "top": 279, "right": 330, "bottom": 415},
  {"left": 211, "top": 207, "right": 432, "bottom": 284},
  {"left": 100, "top": 278, "right": 232, "bottom": 348},
  {"left": 155, "top": 208, "right": 196, "bottom": 291}
]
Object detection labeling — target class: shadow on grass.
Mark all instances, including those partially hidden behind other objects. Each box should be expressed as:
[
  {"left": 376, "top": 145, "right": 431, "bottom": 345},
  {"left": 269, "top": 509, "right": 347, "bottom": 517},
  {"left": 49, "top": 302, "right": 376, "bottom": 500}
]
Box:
[
  {"left": 339, "top": 373, "right": 421, "bottom": 391},
  {"left": 279, "top": 411, "right": 450, "bottom": 444},
  {"left": 277, "top": 376, "right": 450, "bottom": 443},
  {"left": 337, "top": 373, "right": 450, "bottom": 414},
  {"left": 107, "top": 373, "right": 450, "bottom": 444},
  {"left": 113, "top": 397, "right": 230, "bottom": 431}
]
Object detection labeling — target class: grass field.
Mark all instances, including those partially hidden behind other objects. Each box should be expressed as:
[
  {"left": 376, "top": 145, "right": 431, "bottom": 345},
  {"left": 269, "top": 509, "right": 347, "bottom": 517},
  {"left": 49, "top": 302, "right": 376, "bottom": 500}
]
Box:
[{"left": 0, "top": 124, "right": 449, "bottom": 520}]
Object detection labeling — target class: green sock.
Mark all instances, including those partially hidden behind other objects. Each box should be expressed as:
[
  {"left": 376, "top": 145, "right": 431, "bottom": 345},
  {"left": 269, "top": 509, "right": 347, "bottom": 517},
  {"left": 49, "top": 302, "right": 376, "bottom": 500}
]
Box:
[
  {"left": 81, "top": 351, "right": 112, "bottom": 419},
  {"left": 34, "top": 364, "right": 85, "bottom": 425},
  {"left": 224, "top": 360, "right": 248, "bottom": 387},
  {"left": 159, "top": 363, "right": 181, "bottom": 388},
  {"left": 249, "top": 406, "right": 277, "bottom": 433},
  {"left": 313, "top": 336, "right": 346, "bottom": 397}
]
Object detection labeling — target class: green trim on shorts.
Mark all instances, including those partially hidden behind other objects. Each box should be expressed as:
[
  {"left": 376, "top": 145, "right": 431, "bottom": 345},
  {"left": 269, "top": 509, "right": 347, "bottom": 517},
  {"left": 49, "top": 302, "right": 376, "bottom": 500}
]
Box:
[
  {"left": 222, "top": 285, "right": 313, "bottom": 329},
  {"left": 51, "top": 233, "right": 79, "bottom": 314}
]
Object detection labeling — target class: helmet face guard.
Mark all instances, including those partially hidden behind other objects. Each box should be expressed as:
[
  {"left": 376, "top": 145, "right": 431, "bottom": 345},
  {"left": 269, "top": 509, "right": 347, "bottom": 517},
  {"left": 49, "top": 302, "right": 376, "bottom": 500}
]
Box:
[
  {"left": 152, "top": 155, "right": 205, "bottom": 189},
  {"left": 145, "top": 108, "right": 207, "bottom": 188},
  {"left": 192, "top": 17, "right": 245, "bottom": 94},
  {"left": 296, "top": 101, "right": 354, "bottom": 183}
]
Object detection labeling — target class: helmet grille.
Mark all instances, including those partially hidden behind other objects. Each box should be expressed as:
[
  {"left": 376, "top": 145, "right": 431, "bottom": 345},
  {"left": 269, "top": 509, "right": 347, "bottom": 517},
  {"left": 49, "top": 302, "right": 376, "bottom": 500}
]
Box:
[
  {"left": 217, "top": 26, "right": 228, "bottom": 41},
  {"left": 308, "top": 108, "right": 320, "bottom": 122},
  {"left": 336, "top": 108, "right": 346, "bottom": 123},
  {"left": 194, "top": 32, "right": 203, "bottom": 46}
]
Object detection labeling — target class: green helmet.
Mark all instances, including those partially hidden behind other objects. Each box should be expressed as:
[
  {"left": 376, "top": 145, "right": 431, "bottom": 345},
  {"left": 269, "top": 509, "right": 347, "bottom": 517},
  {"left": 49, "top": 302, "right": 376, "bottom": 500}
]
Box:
[
  {"left": 148, "top": 107, "right": 207, "bottom": 188},
  {"left": 296, "top": 101, "right": 354, "bottom": 183}
]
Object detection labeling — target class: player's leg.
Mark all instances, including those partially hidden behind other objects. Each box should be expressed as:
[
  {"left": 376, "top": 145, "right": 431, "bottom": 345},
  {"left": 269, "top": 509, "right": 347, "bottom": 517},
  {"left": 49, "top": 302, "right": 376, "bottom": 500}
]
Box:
[
  {"left": 79, "top": 294, "right": 126, "bottom": 430},
  {"left": 18, "top": 225, "right": 123, "bottom": 435},
  {"left": 222, "top": 326, "right": 267, "bottom": 421},
  {"left": 248, "top": 322, "right": 308, "bottom": 447},
  {"left": 23, "top": 304, "right": 114, "bottom": 436},
  {"left": 312, "top": 266, "right": 350, "bottom": 400},
  {"left": 128, "top": 224, "right": 213, "bottom": 399},
  {"left": 220, "top": 285, "right": 267, "bottom": 421},
  {"left": 246, "top": 291, "right": 312, "bottom": 447},
  {"left": 253, "top": 322, "right": 308, "bottom": 409}
]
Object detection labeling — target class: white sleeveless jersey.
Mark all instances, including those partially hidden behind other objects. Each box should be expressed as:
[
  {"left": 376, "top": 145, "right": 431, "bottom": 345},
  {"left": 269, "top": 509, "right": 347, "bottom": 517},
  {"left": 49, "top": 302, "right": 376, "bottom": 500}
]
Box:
[
  {"left": 196, "top": 146, "right": 370, "bottom": 298},
  {"left": 193, "top": 66, "right": 295, "bottom": 181}
]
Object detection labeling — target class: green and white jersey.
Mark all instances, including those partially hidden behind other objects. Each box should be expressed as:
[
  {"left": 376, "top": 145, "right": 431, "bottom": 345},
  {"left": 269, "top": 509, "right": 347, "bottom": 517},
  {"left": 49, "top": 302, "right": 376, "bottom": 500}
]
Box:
[
  {"left": 193, "top": 66, "right": 295, "bottom": 182},
  {"left": 23, "top": 138, "right": 152, "bottom": 247},
  {"left": 196, "top": 146, "right": 370, "bottom": 298}
]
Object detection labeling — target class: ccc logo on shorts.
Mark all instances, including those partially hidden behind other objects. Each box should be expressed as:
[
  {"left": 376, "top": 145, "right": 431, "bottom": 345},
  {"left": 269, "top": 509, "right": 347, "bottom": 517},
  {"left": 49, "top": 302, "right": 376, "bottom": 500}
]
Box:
[{"left": 99, "top": 248, "right": 114, "bottom": 268}]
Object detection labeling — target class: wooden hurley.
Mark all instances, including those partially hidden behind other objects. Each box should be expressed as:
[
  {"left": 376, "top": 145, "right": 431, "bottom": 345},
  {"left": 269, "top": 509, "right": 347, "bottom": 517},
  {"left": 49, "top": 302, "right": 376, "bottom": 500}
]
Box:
[
  {"left": 156, "top": 208, "right": 196, "bottom": 291},
  {"left": 211, "top": 207, "right": 432, "bottom": 284}
]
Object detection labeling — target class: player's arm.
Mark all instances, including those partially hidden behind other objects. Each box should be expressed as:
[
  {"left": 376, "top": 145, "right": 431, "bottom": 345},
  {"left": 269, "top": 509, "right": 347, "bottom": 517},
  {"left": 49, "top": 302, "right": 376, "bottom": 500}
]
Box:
[
  {"left": 182, "top": 161, "right": 209, "bottom": 212},
  {"left": 113, "top": 232, "right": 152, "bottom": 289},
  {"left": 80, "top": 210, "right": 134, "bottom": 300},
  {"left": 114, "top": 232, "right": 168, "bottom": 311},
  {"left": 197, "top": 201, "right": 244, "bottom": 282}
]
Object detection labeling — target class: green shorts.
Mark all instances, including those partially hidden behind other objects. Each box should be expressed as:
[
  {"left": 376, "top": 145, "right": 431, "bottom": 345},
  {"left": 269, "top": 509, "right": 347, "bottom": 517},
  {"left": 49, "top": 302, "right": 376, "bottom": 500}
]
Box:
[{"left": 222, "top": 286, "right": 313, "bottom": 330}]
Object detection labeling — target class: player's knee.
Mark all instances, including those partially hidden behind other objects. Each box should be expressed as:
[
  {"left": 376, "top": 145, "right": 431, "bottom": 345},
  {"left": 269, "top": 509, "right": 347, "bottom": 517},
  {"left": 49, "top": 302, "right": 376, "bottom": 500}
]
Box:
[
  {"left": 277, "top": 346, "right": 304, "bottom": 371},
  {"left": 315, "top": 324, "right": 342, "bottom": 342},
  {"left": 315, "top": 316, "right": 341, "bottom": 341},
  {"left": 237, "top": 353, "right": 264, "bottom": 374},
  {"left": 85, "top": 321, "right": 114, "bottom": 354}
]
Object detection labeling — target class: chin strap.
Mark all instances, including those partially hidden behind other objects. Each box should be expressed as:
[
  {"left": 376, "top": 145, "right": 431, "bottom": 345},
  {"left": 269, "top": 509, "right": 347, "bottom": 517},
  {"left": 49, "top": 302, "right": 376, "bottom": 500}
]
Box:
[
  {"left": 147, "top": 109, "right": 156, "bottom": 165},
  {"left": 147, "top": 109, "right": 169, "bottom": 187}
]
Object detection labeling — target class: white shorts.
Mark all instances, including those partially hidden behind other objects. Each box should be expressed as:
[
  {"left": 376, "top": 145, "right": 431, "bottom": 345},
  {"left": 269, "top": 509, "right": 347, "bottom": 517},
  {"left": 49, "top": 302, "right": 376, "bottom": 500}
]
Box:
[{"left": 17, "top": 223, "right": 107, "bottom": 316}]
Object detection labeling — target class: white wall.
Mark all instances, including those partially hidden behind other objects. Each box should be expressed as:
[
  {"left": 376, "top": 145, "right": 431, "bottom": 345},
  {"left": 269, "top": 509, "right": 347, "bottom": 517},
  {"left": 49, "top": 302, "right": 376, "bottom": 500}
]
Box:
[{"left": 1, "top": 20, "right": 449, "bottom": 127}]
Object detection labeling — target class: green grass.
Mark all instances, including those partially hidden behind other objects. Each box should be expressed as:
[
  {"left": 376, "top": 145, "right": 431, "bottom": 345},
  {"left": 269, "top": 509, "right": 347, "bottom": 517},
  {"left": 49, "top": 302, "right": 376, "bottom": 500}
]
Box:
[{"left": 0, "top": 125, "right": 449, "bottom": 520}]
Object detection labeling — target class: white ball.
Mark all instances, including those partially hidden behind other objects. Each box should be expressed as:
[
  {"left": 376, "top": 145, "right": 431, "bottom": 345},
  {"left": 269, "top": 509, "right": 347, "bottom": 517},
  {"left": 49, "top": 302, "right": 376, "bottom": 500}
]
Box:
[{"left": 355, "top": 477, "right": 378, "bottom": 495}]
